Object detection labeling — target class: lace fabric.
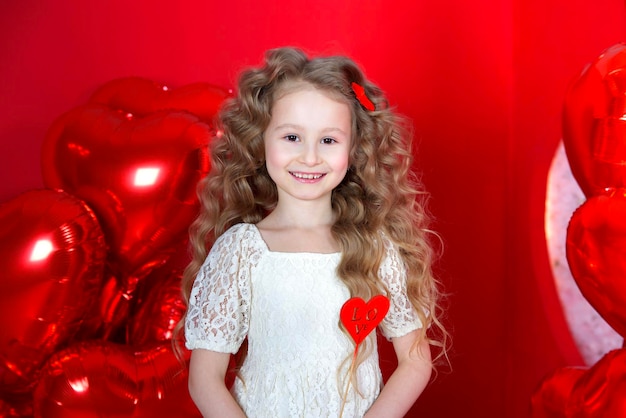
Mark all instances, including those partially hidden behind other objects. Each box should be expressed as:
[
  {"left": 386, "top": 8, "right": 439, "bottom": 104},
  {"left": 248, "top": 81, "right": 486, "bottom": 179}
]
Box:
[{"left": 185, "top": 223, "right": 422, "bottom": 417}]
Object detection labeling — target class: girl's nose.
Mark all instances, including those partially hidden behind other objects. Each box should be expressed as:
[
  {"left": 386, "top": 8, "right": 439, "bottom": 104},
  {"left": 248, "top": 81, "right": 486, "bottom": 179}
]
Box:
[{"left": 300, "top": 143, "right": 322, "bottom": 166}]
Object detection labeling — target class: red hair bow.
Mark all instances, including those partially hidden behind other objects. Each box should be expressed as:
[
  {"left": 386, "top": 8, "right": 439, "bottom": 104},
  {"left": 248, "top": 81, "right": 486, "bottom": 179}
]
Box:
[{"left": 351, "top": 82, "right": 375, "bottom": 111}]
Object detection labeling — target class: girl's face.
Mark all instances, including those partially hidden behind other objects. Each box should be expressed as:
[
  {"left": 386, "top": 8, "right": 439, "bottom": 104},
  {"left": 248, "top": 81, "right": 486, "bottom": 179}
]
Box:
[{"left": 264, "top": 87, "right": 352, "bottom": 207}]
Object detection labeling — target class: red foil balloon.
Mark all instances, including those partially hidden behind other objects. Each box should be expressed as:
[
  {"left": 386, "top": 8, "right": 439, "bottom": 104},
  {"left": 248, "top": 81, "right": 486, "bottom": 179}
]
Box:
[
  {"left": 88, "top": 77, "right": 231, "bottom": 122},
  {"left": 563, "top": 43, "right": 626, "bottom": 197},
  {"left": 0, "top": 395, "right": 34, "bottom": 418},
  {"left": 0, "top": 189, "right": 106, "bottom": 394},
  {"left": 532, "top": 350, "right": 626, "bottom": 417},
  {"left": 41, "top": 105, "right": 211, "bottom": 283},
  {"left": 566, "top": 190, "right": 626, "bottom": 338},
  {"left": 531, "top": 367, "right": 587, "bottom": 418},
  {"left": 33, "top": 341, "right": 200, "bottom": 418},
  {"left": 127, "top": 265, "right": 186, "bottom": 346},
  {"left": 566, "top": 349, "right": 626, "bottom": 417}
]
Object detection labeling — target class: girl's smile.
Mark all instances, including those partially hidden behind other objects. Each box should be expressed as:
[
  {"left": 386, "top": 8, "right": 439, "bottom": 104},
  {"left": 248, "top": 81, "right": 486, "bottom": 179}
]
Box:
[{"left": 290, "top": 171, "right": 325, "bottom": 181}]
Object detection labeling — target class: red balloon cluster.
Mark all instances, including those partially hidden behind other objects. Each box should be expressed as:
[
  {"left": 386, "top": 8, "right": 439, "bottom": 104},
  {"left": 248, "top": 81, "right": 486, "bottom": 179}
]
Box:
[
  {"left": 531, "top": 43, "right": 626, "bottom": 417},
  {"left": 0, "top": 77, "right": 230, "bottom": 417}
]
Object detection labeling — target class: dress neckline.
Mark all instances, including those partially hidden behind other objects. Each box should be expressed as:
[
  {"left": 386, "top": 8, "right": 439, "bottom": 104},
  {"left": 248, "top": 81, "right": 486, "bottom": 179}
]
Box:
[{"left": 249, "top": 223, "right": 341, "bottom": 256}]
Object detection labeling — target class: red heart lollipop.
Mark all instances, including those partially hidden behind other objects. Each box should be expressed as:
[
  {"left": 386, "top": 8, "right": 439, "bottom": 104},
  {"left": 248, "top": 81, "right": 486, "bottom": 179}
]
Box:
[{"left": 340, "top": 295, "right": 390, "bottom": 345}]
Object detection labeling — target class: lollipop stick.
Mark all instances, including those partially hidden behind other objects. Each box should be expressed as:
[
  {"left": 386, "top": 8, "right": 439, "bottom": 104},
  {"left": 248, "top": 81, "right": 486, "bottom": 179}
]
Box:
[{"left": 339, "top": 346, "right": 359, "bottom": 418}]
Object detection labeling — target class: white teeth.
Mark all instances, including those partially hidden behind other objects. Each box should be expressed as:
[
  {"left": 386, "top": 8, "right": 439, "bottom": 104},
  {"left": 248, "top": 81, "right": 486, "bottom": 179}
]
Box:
[{"left": 291, "top": 172, "right": 323, "bottom": 180}]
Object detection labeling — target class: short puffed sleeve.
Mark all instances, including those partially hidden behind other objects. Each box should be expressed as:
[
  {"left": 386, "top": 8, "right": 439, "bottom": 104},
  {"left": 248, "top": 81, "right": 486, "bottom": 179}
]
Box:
[
  {"left": 185, "top": 224, "right": 253, "bottom": 353},
  {"left": 378, "top": 236, "right": 424, "bottom": 339}
]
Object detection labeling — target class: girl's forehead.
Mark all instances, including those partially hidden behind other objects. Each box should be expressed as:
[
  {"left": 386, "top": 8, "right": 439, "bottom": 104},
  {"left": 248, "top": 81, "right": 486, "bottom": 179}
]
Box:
[{"left": 273, "top": 81, "right": 346, "bottom": 105}]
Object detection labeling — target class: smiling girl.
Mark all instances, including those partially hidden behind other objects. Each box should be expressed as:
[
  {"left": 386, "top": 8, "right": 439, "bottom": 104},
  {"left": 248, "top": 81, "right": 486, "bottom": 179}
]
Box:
[{"left": 180, "top": 47, "right": 449, "bottom": 418}]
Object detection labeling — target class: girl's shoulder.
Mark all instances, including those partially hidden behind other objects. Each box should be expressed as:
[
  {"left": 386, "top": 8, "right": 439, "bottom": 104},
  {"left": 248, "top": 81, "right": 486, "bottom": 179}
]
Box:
[
  {"left": 213, "top": 223, "right": 266, "bottom": 252},
  {"left": 221, "top": 222, "right": 253, "bottom": 237},
  {"left": 378, "top": 230, "right": 406, "bottom": 274},
  {"left": 378, "top": 229, "right": 398, "bottom": 252},
  {"left": 218, "top": 222, "right": 258, "bottom": 237}
]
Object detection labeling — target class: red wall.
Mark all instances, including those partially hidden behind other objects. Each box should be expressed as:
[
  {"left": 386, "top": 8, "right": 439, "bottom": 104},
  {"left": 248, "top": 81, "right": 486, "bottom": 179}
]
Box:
[{"left": 1, "top": 1, "right": 625, "bottom": 417}]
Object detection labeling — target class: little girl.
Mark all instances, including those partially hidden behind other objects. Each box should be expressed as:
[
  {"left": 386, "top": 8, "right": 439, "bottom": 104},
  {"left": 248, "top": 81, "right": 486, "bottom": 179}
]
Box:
[{"left": 181, "top": 47, "right": 448, "bottom": 417}]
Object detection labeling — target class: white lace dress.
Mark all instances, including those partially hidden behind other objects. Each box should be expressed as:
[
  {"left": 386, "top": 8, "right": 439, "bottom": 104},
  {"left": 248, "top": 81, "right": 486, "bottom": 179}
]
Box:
[{"left": 185, "top": 223, "right": 422, "bottom": 418}]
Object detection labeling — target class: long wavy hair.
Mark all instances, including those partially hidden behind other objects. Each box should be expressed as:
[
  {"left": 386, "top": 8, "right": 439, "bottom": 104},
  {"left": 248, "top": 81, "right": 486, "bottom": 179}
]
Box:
[{"left": 175, "top": 47, "right": 449, "bottom": 383}]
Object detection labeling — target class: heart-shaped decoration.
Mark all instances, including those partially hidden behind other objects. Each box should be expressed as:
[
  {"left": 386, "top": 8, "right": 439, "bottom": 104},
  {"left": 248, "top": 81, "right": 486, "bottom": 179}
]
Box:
[
  {"left": 566, "top": 349, "right": 626, "bottom": 416},
  {"left": 563, "top": 42, "right": 626, "bottom": 197},
  {"left": 0, "top": 189, "right": 106, "bottom": 394},
  {"left": 88, "top": 77, "right": 231, "bottom": 122},
  {"left": 566, "top": 191, "right": 626, "bottom": 338},
  {"left": 0, "top": 396, "right": 33, "bottom": 418},
  {"left": 41, "top": 104, "right": 211, "bottom": 280},
  {"left": 127, "top": 263, "right": 186, "bottom": 346},
  {"left": 340, "top": 295, "right": 390, "bottom": 346},
  {"left": 531, "top": 349, "right": 626, "bottom": 417},
  {"left": 33, "top": 341, "right": 200, "bottom": 418},
  {"left": 531, "top": 366, "right": 586, "bottom": 418}
]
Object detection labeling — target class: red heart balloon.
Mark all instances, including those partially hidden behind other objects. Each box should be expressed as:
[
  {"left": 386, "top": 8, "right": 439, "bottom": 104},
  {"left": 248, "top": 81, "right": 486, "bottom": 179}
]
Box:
[
  {"left": 566, "top": 191, "right": 626, "bottom": 338},
  {"left": 127, "top": 264, "right": 186, "bottom": 346},
  {"left": 566, "top": 349, "right": 626, "bottom": 417},
  {"left": 41, "top": 105, "right": 211, "bottom": 281},
  {"left": 0, "top": 189, "right": 106, "bottom": 394},
  {"left": 0, "top": 395, "right": 34, "bottom": 418},
  {"left": 88, "top": 77, "right": 231, "bottom": 122},
  {"left": 33, "top": 341, "right": 200, "bottom": 418},
  {"left": 563, "top": 42, "right": 626, "bottom": 197},
  {"left": 531, "top": 367, "right": 587, "bottom": 418},
  {"left": 340, "top": 295, "right": 390, "bottom": 346},
  {"left": 532, "top": 350, "right": 626, "bottom": 417}
]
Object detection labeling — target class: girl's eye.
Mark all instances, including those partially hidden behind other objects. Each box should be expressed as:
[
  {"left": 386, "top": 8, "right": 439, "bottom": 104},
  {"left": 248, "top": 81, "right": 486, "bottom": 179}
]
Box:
[
  {"left": 285, "top": 134, "right": 299, "bottom": 142},
  {"left": 321, "top": 137, "right": 336, "bottom": 144}
]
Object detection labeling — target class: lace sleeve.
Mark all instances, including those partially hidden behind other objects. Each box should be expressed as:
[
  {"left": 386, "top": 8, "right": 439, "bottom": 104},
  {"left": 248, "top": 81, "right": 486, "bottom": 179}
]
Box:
[
  {"left": 378, "top": 236, "right": 424, "bottom": 340},
  {"left": 185, "top": 224, "right": 251, "bottom": 353}
]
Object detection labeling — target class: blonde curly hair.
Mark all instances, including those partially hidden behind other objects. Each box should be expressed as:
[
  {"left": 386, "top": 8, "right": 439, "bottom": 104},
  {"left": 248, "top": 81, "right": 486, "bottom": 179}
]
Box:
[{"left": 175, "top": 47, "right": 449, "bottom": 377}]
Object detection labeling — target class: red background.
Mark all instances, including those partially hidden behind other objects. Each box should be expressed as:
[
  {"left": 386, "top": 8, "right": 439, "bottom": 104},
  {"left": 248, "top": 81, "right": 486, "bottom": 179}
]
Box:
[{"left": 1, "top": 1, "right": 625, "bottom": 417}]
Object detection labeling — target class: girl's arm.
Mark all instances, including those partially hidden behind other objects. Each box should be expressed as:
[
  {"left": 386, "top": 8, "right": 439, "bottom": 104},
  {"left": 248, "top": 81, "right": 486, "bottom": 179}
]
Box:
[
  {"left": 364, "top": 330, "right": 432, "bottom": 418},
  {"left": 188, "top": 349, "right": 246, "bottom": 418}
]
